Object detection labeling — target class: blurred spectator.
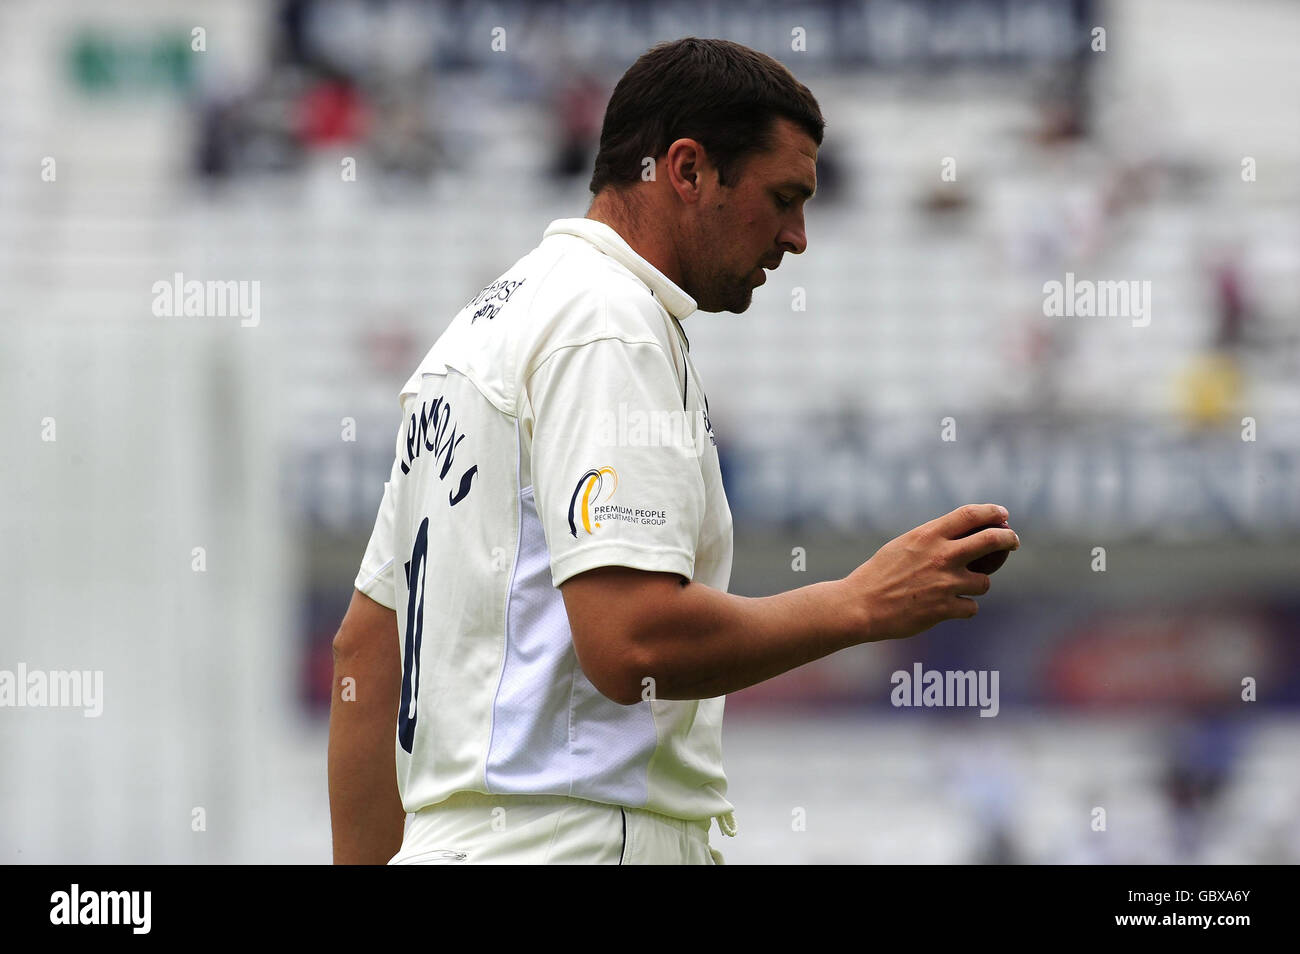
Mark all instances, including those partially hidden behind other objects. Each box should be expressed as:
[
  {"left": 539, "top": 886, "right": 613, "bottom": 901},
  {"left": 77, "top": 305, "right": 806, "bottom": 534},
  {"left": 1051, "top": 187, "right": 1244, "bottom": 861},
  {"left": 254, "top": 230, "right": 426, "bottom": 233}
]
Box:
[
  {"left": 1175, "top": 246, "right": 1254, "bottom": 431},
  {"left": 296, "top": 67, "right": 368, "bottom": 147},
  {"left": 952, "top": 748, "right": 1023, "bottom": 864},
  {"left": 1160, "top": 716, "right": 1244, "bottom": 862},
  {"left": 1209, "top": 247, "right": 1253, "bottom": 352},
  {"left": 194, "top": 94, "right": 242, "bottom": 180},
  {"left": 549, "top": 72, "right": 606, "bottom": 181},
  {"left": 1032, "top": 63, "right": 1092, "bottom": 145},
  {"left": 275, "top": 0, "right": 314, "bottom": 69},
  {"left": 369, "top": 78, "right": 444, "bottom": 183}
]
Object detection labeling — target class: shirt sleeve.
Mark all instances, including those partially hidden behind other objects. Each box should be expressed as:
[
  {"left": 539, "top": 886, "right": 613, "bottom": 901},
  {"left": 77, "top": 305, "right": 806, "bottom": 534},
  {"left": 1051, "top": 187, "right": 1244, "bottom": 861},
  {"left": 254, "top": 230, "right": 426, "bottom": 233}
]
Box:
[
  {"left": 353, "top": 420, "right": 405, "bottom": 611},
  {"left": 354, "top": 480, "right": 397, "bottom": 609},
  {"left": 526, "top": 335, "right": 707, "bottom": 588}
]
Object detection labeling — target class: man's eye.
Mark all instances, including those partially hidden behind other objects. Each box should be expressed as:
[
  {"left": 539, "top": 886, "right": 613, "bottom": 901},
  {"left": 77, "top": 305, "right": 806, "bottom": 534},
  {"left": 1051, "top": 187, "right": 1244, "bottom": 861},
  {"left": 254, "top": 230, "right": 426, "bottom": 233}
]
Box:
[{"left": 775, "top": 195, "right": 793, "bottom": 210}]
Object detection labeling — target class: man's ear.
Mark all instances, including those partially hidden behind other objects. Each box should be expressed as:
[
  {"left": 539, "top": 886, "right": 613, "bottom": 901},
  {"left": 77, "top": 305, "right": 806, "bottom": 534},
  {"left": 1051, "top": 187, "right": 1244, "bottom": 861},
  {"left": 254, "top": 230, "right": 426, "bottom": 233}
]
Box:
[{"left": 666, "top": 138, "right": 706, "bottom": 201}]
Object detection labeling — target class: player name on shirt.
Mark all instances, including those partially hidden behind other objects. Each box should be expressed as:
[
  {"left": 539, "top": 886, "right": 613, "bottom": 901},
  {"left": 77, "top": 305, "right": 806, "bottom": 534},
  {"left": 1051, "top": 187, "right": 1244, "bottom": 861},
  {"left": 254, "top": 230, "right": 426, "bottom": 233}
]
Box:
[{"left": 400, "top": 391, "right": 479, "bottom": 507}]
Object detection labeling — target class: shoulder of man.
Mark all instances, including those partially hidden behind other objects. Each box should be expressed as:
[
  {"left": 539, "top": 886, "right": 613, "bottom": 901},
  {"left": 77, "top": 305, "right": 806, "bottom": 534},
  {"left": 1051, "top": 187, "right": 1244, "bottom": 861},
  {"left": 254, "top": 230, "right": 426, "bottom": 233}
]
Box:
[
  {"left": 393, "top": 230, "right": 677, "bottom": 420},
  {"left": 521, "top": 236, "right": 678, "bottom": 379}
]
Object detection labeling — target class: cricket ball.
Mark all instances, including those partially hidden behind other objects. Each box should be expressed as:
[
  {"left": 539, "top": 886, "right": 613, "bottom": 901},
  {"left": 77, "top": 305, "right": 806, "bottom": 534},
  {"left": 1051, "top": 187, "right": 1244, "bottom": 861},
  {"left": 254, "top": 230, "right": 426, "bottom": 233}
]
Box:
[{"left": 962, "top": 519, "right": 1014, "bottom": 576}]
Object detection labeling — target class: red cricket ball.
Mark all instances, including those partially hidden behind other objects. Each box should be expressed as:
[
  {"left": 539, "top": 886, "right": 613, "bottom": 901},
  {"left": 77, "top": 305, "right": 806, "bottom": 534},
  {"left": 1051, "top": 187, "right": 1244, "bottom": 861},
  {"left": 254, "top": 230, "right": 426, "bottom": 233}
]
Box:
[{"left": 961, "top": 519, "right": 1015, "bottom": 575}]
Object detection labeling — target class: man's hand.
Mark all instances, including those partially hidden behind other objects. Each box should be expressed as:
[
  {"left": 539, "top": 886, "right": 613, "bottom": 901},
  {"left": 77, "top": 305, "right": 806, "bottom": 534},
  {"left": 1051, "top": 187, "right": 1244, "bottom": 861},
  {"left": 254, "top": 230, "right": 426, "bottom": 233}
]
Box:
[
  {"left": 842, "top": 503, "right": 1019, "bottom": 642},
  {"left": 328, "top": 588, "right": 405, "bottom": 864}
]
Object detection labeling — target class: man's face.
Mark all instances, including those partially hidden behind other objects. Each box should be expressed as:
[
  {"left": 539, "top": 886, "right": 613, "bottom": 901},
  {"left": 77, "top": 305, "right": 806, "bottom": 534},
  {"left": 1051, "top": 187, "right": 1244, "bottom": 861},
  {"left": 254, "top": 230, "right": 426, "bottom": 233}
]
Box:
[{"left": 681, "top": 118, "right": 818, "bottom": 314}]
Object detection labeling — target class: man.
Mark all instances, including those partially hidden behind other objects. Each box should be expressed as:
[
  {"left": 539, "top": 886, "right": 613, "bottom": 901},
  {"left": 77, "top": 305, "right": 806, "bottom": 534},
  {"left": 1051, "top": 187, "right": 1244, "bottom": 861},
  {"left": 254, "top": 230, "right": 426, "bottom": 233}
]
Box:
[{"left": 329, "top": 37, "right": 1019, "bottom": 865}]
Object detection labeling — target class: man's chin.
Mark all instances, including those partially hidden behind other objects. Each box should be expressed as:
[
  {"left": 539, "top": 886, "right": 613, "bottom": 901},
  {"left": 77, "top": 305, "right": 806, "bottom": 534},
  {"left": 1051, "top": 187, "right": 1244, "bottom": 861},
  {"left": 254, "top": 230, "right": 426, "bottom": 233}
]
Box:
[{"left": 699, "top": 289, "right": 754, "bottom": 314}]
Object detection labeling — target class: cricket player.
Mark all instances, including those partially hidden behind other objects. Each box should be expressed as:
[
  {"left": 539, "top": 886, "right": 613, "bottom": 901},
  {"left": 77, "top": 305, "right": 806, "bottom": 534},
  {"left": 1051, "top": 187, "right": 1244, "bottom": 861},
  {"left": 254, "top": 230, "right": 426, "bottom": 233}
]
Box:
[{"left": 329, "top": 37, "right": 1020, "bottom": 865}]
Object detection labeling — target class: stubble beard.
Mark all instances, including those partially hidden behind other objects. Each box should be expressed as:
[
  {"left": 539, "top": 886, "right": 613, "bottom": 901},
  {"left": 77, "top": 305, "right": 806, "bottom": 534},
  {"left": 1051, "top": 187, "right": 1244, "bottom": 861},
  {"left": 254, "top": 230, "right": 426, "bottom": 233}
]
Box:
[
  {"left": 681, "top": 222, "right": 755, "bottom": 314},
  {"left": 694, "top": 262, "right": 755, "bottom": 314}
]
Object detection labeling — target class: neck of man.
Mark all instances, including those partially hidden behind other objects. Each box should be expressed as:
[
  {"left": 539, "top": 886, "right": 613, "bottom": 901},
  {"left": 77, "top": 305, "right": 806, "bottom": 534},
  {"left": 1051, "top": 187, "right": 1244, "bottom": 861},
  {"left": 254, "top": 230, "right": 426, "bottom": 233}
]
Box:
[{"left": 585, "top": 188, "right": 686, "bottom": 290}]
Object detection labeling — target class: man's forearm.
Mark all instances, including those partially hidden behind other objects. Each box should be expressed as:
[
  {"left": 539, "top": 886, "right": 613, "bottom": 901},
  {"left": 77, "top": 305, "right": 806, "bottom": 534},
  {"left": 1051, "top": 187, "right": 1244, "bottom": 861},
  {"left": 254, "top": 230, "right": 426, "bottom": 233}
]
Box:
[
  {"left": 328, "top": 649, "right": 406, "bottom": 863},
  {"left": 634, "top": 578, "right": 864, "bottom": 700},
  {"left": 328, "top": 591, "right": 406, "bottom": 864},
  {"left": 566, "top": 506, "right": 1011, "bottom": 704}
]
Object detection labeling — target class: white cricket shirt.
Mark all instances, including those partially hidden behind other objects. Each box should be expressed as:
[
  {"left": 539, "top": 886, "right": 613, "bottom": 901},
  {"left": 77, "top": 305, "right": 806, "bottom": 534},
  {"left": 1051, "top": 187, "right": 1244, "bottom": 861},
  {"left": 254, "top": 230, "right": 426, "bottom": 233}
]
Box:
[{"left": 354, "top": 217, "right": 735, "bottom": 827}]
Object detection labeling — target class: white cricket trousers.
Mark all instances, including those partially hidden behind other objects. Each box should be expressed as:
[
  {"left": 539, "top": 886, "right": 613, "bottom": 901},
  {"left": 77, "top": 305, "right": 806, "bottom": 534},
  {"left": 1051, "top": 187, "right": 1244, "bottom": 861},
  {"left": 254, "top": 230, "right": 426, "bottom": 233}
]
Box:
[{"left": 387, "top": 791, "right": 726, "bottom": 865}]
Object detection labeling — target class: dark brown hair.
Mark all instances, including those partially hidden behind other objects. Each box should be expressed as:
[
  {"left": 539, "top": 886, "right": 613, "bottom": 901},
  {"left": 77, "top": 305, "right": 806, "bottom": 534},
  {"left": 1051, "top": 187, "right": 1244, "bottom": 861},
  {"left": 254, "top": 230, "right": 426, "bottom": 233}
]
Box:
[{"left": 589, "top": 38, "right": 825, "bottom": 195}]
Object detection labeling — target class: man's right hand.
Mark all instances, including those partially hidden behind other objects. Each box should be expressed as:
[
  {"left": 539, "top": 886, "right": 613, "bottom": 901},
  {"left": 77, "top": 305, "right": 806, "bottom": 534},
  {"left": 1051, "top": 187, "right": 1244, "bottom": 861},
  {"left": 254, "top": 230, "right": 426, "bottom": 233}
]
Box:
[{"left": 843, "top": 504, "right": 1020, "bottom": 643}]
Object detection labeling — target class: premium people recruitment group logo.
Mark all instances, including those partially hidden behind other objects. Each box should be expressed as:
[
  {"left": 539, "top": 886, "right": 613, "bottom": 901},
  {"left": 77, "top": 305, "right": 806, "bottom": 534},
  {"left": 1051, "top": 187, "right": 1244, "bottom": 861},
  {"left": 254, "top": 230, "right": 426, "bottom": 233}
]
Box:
[{"left": 567, "top": 466, "right": 619, "bottom": 537}]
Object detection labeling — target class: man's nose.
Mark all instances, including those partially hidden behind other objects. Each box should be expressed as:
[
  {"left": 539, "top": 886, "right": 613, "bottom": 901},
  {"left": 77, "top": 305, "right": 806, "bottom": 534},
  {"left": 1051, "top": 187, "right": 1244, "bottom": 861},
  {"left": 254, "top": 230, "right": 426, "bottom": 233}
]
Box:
[{"left": 779, "top": 212, "right": 807, "bottom": 255}]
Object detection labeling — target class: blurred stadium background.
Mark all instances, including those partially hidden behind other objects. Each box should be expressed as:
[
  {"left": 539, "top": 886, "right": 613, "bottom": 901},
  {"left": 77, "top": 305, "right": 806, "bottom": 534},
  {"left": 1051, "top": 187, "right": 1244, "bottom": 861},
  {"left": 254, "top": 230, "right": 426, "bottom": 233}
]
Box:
[{"left": 2, "top": 0, "right": 1298, "bottom": 864}]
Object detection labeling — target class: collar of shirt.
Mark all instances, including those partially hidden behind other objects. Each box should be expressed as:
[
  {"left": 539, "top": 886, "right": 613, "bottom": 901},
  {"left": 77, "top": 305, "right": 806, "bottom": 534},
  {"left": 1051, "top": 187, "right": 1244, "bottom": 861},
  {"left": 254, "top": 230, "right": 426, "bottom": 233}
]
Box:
[{"left": 543, "top": 218, "right": 698, "bottom": 325}]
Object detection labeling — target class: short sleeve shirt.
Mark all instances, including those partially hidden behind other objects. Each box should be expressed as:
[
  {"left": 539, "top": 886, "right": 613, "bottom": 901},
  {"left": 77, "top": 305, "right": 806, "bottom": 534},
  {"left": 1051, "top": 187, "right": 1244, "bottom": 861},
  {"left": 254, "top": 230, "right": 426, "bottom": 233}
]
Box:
[{"left": 354, "top": 218, "right": 734, "bottom": 824}]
